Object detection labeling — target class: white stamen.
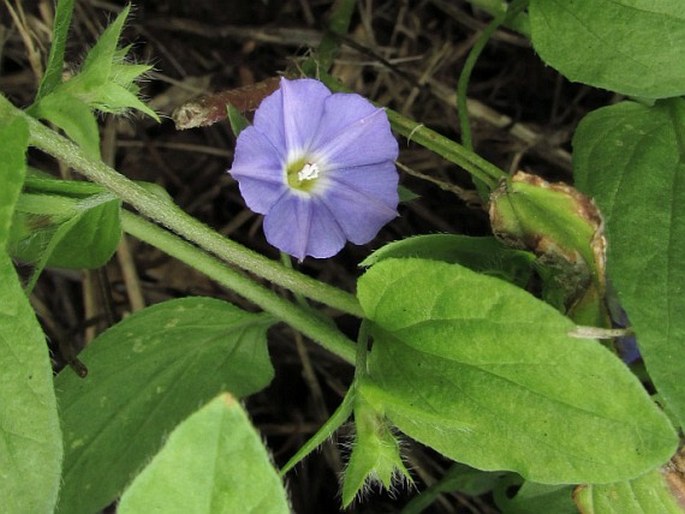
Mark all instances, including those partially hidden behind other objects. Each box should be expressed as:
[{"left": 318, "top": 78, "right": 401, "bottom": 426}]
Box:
[{"left": 298, "top": 162, "right": 320, "bottom": 181}]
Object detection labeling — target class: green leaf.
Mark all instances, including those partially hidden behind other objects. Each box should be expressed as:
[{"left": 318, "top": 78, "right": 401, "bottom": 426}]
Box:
[
  {"left": 32, "top": 92, "right": 101, "bottom": 159},
  {"left": 55, "top": 297, "right": 275, "bottom": 514},
  {"left": 9, "top": 192, "right": 122, "bottom": 289},
  {"left": 35, "top": 0, "right": 76, "bottom": 100},
  {"left": 91, "top": 81, "right": 159, "bottom": 120},
  {"left": 573, "top": 99, "right": 685, "bottom": 429},
  {"left": 573, "top": 468, "right": 683, "bottom": 513},
  {"left": 357, "top": 258, "right": 677, "bottom": 484},
  {"left": 529, "top": 0, "right": 685, "bottom": 98},
  {"left": 362, "top": 234, "right": 534, "bottom": 287},
  {"left": 0, "top": 117, "right": 63, "bottom": 513},
  {"left": 227, "top": 103, "right": 250, "bottom": 138},
  {"left": 118, "top": 394, "right": 290, "bottom": 514},
  {"left": 80, "top": 4, "right": 131, "bottom": 85}
]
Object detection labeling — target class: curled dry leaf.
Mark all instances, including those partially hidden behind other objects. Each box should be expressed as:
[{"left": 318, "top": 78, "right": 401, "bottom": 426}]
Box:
[{"left": 172, "top": 77, "right": 281, "bottom": 129}]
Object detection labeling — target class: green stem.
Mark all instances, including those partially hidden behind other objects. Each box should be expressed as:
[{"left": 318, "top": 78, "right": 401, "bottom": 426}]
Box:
[
  {"left": 385, "top": 108, "right": 505, "bottom": 189},
  {"left": 122, "top": 211, "right": 356, "bottom": 364},
  {"left": 315, "top": 0, "right": 357, "bottom": 72},
  {"left": 458, "top": 0, "right": 530, "bottom": 151},
  {"left": 461, "top": 0, "right": 531, "bottom": 37},
  {"left": 315, "top": 71, "right": 507, "bottom": 190},
  {"left": 0, "top": 96, "right": 363, "bottom": 318}
]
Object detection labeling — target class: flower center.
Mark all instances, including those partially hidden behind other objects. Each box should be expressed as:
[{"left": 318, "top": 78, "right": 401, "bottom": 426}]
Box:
[{"left": 286, "top": 157, "right": 321, "bottom": 192}]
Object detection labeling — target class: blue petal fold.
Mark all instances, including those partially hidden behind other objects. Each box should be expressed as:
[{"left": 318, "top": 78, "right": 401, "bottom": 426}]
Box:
[
  {"left": 264, "top": 194, "right": 346, "bottom": 260},
  {"left": 311, "top": 94, "right": 398, "bottom": 169},
  {"left": 250, "top": 78, "right": 330, "bottom": 156},
  {"left": 323, "top": 161, "right": 399, "bottom": 244},
  {"left": 228, "top": 126, "right": 286, "bottom": 213}
]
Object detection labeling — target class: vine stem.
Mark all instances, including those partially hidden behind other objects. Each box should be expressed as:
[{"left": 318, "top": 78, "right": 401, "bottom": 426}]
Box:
[
  {"left": 458, "top": 0, "right": 530, "bottom": 151},
  {"left": 0, "top": 95, "right": 363, "bottom": 318},
  {"left": 121, "top": 211, "right": 356, "bottom": 363}
]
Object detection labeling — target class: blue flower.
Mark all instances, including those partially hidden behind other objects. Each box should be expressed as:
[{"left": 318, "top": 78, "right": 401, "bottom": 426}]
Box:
[{"left": 228, "top": 78, "right": 399, "bottom": 260}]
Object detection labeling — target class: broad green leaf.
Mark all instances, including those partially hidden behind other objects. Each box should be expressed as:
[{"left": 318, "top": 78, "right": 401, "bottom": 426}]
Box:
[
  {"left": 362, "top": 234, "right": 534, "bottom": 287},
  {"left": 0, "top": 117, "right": 63, "bottom": 513},
  {"left": 573, "top": 99, "right": 685, "bottom": 429},
  {"left": 35, "top": 0, "right": 75, "bottom": 100},
  {"left": 118, "top": 394, "right": 290, "bottom": 514},
  {"left": 495, "top": 481, "right": 577, "bottom": 514},
  {"left": 574, "top": 468, "right": 683, "bottom": 513},
  {"left": 357, "top": 258, "right": 677, "bottom": 484},
  {"left": 55, "top": 297, "right": 275, "bottom": 514},
  {"left": 33, "top": 92, "right": 100, "bottom": 158},
  {"left": 529, "top": 0, "right": 685, "bottom": 98}
]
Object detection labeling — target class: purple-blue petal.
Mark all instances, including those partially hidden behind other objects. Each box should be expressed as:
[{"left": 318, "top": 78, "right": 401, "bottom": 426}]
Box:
[
  {"left": 279, "top": 78, "right": 331, "bottom": 154},
  {"left": 263, "top": 194, "right": 346, "bottom": 260},
  {"left": 311, "top": 94, "right": 398, "bottom": 169},
  {"left": 322, "top": 162, "right": 399, "bottom": 244},
  {"left": 228, "top": 125, "right": 286, "bottom": 213}
]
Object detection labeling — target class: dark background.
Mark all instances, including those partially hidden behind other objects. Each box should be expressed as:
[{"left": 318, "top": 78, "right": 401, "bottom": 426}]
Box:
[{"left": 1, "top": 1, "right": 612, "bottom": 512}]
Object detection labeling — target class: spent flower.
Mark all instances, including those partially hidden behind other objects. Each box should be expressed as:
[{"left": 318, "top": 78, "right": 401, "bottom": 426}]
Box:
[{"left": 228, "top": 78, "right": 399, "bottom": 260}]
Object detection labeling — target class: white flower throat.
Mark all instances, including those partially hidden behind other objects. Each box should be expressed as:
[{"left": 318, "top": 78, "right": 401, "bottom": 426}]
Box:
[{"left": 298, "top": 162, "right": 320, "bottom": 181}]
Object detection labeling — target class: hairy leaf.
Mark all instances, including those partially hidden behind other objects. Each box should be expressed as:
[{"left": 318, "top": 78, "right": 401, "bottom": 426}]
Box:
[
  {"left": 118, "top": 394, "right": 290, "bottom": 514},
  {"left": 357, "top": 258, "right": 677, "bottom": 484},
  {"left": 36, "top": 0, "right": 76, "bottom": 100},
  {"left": 0, "top": 116, "right": 63, "bottom": 513},
  {"left": 55, "top": 297, "right": 275, "bottom": 514}
]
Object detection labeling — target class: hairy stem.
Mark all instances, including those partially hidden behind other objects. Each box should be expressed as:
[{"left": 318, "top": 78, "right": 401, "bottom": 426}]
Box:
[{"left": 122, "top": 211, "right": 356, "bottom": 363}]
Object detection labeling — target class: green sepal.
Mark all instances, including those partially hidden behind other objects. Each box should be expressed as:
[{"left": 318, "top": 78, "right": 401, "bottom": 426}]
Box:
[
  {"left": 489, "top": 171, "right": 608, "bottom": 326},
  {"left": 342, "top": 391, "right": 412, "bottom": 507}
]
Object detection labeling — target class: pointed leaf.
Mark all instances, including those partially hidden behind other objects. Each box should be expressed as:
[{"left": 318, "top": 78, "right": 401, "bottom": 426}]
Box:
[
  {"left": 92, "top": 81, "right": 159, "bottom": 120},
  {"left": 118, "top": 394, "right": 290, "bottom": 514},
  {"left": 357, "top": 258, "right": 677, "bottom": 484},
  {"left": 55, "top": 297, "right": 275, "bottom": 514},
  {"left": 0, "top": 116, "right": 63, "bottom": 513},
  {"left": 35, "top": 0, "right": 75, "bottom": 100},
  {"left": 529, "top": 0, "right": 685, "bottom": 98},
  {"left": 573, "top": 99, "right": 685, "bottom": 429},
  {"left": 342, "top": 395, "right": 411, "bottom": 507},
  {"left": 80, "top": 4, "right": 130, "bottom": 85}
]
